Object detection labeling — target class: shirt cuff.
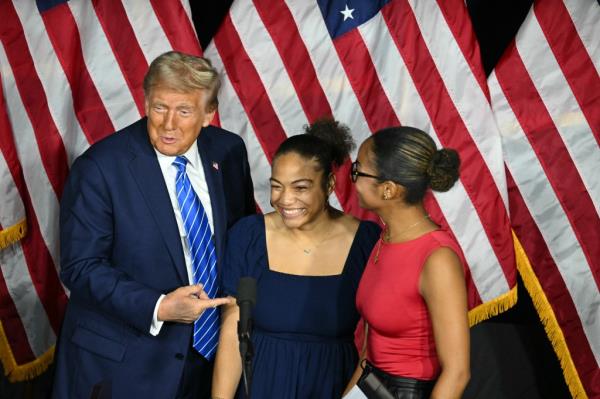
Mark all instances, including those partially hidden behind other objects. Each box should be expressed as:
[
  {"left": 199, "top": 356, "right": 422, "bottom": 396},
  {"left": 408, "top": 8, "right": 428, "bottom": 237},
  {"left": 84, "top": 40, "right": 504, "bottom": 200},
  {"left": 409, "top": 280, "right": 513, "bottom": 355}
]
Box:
[{"left": 150, "top": 294, "right": 166, "bottom": 336}]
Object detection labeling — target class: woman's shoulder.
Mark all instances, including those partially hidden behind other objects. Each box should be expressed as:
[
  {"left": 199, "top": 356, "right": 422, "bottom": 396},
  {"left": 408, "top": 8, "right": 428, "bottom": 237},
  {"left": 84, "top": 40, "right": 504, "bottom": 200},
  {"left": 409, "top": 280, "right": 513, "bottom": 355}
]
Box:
[
  {"left": 228, "top": 214, "right": 265, "bottom": 239},
  {"left": 428, "top": 229, "right": 461, "bottom": 251},
  {"left": 331, "top": 213, "right": 380, "bottom": 234},
  {"left": 339, "top": 215, "right": 381, "bottom": 253},
  {"left": 224, "top": 215, "right": 267, "bottom": 274},
  {"left": 348, "top": 217, "right": 381, "bottom": 249},
  {"left": 227, "top": 214, "right": 265, "bottom": 247},
  {"left": 423, "top": 229, "right": 466, "bottom": 267}
]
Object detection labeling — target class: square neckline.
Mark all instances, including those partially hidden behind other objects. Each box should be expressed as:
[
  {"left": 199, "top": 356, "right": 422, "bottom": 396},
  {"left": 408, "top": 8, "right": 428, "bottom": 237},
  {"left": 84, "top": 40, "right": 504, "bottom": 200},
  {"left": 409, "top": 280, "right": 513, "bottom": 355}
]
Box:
[{"left": 258, "top": 214, "right": 364, "bottom": 278}]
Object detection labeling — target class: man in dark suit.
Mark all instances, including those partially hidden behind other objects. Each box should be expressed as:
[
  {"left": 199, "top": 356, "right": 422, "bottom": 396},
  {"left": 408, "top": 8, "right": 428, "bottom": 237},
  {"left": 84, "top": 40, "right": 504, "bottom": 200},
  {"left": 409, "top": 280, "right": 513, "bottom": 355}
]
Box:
[{"left": 52, "top": 51, "right": 255, "bottom": 399}]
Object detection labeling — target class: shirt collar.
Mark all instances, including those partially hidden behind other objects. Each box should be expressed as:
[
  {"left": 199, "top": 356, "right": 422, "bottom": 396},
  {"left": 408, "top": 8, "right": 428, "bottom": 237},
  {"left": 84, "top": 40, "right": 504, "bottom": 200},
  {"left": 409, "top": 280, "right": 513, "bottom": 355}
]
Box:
[{"left": 154, "top": 140, "right": 201, "bottom": 170}]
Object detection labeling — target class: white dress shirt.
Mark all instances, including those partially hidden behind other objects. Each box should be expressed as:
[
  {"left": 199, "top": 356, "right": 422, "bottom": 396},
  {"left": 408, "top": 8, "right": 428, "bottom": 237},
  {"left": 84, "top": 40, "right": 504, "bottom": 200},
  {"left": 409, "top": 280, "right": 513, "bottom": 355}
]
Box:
[{"left": 150, "top": 141, "right": 214, "bottom": 335}]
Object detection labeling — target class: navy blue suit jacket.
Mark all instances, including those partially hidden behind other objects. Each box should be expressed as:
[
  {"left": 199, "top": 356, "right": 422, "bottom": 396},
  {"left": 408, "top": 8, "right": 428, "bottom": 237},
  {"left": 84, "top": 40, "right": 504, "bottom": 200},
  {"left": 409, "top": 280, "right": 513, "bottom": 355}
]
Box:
[{"left": 52, "top": 118, "right": 255, "bottom": 398}]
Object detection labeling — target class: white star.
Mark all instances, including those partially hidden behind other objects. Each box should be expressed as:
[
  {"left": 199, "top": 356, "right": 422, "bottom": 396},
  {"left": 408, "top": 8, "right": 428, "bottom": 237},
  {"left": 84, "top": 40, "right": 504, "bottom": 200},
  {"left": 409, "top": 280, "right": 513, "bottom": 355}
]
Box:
[{"left": 340, "top": 4, "right": 355, "bottom": 21}]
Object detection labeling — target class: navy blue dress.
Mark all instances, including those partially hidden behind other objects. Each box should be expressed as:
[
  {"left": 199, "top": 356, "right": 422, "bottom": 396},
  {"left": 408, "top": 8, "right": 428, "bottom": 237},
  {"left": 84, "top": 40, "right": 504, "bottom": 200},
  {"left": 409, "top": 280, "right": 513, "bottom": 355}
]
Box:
[{"left": 221, "top": 214, "right": 380, "bottom": 399}]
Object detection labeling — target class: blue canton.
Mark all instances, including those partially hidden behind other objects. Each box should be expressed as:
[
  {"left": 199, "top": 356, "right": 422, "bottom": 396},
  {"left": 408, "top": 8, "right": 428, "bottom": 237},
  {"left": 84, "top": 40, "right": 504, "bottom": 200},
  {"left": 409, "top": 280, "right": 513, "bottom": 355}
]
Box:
[
  {"left": 316, "top": 0, "right": 392, "bottom": 39},
  {"left": 36, "top": 0, "right": 70, "bottom": 13}
]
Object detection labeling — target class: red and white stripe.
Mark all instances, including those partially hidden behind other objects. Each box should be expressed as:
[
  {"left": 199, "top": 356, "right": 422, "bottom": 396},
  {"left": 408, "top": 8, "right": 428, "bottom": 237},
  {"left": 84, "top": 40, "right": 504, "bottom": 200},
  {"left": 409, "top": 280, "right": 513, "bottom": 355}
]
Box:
[
  {"left": 0, "top": 82, "right": 26, "bottom": 242},
  {"left": 0, "top": 154, "right": 24, "bottom": 238},
  {"left": 0, "top": 0, "right": 199, "bottom": 381},
  {"left": 489, "top": 0, "right": 600, "bottom": 396},
  {"left": 205, "top": 0, "right": 516, "bottom": 315}
]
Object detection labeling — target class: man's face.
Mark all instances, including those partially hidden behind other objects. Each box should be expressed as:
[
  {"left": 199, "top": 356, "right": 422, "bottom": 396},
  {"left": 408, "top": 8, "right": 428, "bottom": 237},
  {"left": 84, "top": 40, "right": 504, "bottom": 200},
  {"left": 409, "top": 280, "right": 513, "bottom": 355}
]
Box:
[{"left": 145, "top": 86, "right": 215, "bottom": 156}]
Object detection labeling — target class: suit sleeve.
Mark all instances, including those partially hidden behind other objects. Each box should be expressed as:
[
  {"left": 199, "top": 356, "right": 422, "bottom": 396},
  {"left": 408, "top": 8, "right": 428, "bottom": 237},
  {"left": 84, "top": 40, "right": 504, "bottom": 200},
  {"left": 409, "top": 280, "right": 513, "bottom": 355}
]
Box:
[{"left": 59, "top": 155, "right": 161, "bottom": 334}]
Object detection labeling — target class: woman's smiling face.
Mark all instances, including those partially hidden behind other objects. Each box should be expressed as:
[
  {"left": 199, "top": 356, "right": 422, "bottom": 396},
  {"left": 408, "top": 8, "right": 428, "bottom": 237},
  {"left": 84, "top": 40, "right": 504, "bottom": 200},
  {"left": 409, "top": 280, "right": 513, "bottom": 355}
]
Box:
[{"left": 270, "top": 152, "right": 330, "bottom": 230}]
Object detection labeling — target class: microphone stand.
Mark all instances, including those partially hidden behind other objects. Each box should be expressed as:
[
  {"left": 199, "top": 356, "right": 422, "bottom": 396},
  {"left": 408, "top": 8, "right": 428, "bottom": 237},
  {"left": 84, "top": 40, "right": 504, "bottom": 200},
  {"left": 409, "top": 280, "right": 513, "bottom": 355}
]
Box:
[{"left": 238, "top": 318, "right": 254, "bottom": 399}]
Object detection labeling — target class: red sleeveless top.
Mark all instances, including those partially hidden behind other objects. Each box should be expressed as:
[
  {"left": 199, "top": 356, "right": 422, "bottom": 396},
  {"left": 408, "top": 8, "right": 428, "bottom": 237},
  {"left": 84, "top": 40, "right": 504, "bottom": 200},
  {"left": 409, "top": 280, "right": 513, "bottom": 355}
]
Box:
[{"left": 356, "top": 230, "right": 466, "bottom": 380}]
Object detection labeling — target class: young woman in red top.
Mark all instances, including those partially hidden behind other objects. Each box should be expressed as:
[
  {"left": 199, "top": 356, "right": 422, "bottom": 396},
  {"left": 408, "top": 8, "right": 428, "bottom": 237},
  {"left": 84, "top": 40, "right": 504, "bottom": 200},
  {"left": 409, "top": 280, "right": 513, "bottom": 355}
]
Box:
[{"left": 347, "top": 126, "right": 470, "bottom": 399}]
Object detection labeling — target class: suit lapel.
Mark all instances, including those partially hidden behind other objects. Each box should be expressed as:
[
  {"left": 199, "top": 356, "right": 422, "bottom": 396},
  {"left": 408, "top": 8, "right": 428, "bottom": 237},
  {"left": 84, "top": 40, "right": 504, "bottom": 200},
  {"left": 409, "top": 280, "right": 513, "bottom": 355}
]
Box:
[
  {"left": 127, "top": 124, "right": 188, "bottom": 284},
  {"left": 197, "top": 129, "right": 227, "bottom": 268}
]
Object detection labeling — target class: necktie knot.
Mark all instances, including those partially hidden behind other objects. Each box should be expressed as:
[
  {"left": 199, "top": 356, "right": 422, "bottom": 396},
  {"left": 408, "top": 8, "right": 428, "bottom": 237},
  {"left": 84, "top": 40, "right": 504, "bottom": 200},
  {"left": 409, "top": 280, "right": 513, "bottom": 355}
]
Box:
[{"left": 172, "top": 155, "right": 188, "bottom": 172}]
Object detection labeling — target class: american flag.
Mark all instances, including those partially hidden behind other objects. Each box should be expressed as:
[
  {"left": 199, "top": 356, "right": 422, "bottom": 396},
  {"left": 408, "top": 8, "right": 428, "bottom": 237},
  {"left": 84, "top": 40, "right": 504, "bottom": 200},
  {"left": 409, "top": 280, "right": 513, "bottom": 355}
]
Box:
[
  {"left": 5, "top": 0, "right": 596, "bottom": 396},
  {"left": 490, "top": 0, "right": 600, "bottom": 397},
  {"left": 0, "top": 0, "right": 200, "bottom": 381},
  {"left": 205, "top": 0, "right": 516, "bottom": 326}
]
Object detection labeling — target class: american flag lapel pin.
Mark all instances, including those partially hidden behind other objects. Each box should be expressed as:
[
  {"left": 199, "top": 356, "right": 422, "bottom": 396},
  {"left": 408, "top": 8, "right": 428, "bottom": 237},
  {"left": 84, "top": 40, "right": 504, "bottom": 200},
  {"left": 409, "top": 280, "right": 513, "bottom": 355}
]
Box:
[{"left": 212, "top": 161, "right": 219, "bottom": 171}]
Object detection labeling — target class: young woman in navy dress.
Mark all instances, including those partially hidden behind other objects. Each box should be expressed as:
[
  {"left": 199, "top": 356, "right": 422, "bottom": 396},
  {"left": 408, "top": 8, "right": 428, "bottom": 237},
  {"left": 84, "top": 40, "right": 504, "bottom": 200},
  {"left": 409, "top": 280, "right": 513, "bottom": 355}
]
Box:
[{"left": 212, "top": 119, "right": 380, "bottom": 399}]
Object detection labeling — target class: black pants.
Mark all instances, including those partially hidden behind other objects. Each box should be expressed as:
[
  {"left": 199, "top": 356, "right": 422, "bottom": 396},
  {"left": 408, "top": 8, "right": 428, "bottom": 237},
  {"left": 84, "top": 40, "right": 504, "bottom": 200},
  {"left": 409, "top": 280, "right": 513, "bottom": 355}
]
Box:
[
  {"left": 365, "top": 362, "right": 435, "bottom": 399},
  {"left": 175, "top": 348, "right": 214, "bottom": 399}
]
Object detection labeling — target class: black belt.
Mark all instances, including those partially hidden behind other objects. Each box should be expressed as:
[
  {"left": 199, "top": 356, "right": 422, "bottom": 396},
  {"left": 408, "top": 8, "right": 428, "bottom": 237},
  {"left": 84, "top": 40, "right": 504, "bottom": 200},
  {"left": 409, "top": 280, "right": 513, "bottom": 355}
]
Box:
[{"left": 366, "top": 361, "right": 435, "bottom": 397}]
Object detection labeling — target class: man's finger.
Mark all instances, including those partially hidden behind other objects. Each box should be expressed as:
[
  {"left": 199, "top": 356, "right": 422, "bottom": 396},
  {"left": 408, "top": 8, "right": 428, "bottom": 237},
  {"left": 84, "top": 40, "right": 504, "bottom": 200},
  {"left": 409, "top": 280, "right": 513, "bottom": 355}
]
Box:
[
  {"left": 198, "top": 290, "right": 210, "bottom": 300},
  {"left": 184, "top": 284, "right": 204, "bottom": 296},
  {"left": 204, "top": 297, "right": 235, "bottom": 308}
]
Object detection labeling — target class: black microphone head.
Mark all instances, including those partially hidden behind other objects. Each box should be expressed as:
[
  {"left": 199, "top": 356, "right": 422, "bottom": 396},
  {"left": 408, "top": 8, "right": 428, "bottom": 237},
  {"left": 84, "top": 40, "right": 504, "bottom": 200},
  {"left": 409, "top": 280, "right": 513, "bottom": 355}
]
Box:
[{"left": 237, "top": 277, "right": 256, "bottom": 307}]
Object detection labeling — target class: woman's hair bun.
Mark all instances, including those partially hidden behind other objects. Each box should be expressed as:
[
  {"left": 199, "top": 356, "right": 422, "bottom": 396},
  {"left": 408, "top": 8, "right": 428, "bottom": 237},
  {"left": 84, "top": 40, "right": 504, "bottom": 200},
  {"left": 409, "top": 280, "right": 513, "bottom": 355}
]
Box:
[
  {"left": 304, "top": 118, "right": 355, "bottom": 167},
  {"left": 427, "top": 148, "right": 460, "bottom": 192}
]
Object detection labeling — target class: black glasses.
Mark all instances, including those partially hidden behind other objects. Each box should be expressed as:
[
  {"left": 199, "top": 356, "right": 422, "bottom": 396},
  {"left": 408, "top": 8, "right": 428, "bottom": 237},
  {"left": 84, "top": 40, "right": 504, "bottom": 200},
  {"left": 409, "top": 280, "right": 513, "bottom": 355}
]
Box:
[{"left": 350, "top": 161, "right": 381, "bottom": 183}]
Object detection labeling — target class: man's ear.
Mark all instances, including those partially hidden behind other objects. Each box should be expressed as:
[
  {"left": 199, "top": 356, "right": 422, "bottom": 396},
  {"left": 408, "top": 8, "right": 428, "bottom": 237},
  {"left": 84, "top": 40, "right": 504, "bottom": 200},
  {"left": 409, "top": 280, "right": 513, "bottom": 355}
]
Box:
[{"left": 203, "top": 107, "right": 217, "bottom": 127}]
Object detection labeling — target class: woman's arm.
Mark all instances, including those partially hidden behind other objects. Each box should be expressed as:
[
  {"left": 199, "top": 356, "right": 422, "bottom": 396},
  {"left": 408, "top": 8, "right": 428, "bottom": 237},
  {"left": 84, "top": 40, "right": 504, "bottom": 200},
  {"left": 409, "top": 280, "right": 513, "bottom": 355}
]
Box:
[
  {"left": 212, "top": 301, "right": 242, "bottom": 399},
  {"left": 343, "top": 322, "right": 369, "bottom": 397},
  {"left": 420, "top": 247, "right": 470, "bottom": 399}
]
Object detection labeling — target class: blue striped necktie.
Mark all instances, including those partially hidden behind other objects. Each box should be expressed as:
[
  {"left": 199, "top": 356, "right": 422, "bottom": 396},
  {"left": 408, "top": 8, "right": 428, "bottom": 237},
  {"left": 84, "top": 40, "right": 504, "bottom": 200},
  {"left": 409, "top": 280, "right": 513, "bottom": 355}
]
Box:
[{"left": 172, "top": 156, "right": 219, "bottom": 360}]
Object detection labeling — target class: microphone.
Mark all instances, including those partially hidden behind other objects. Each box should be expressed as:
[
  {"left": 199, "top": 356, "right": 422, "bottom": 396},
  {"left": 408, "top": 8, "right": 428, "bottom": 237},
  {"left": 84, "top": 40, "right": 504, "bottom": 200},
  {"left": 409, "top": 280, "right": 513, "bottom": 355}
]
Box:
[
  {"left": 236, "top": 277, "right": 256, "bottom": 398},
  {"left": 237, "top": 277, "right": 256, "bottom": 337}
]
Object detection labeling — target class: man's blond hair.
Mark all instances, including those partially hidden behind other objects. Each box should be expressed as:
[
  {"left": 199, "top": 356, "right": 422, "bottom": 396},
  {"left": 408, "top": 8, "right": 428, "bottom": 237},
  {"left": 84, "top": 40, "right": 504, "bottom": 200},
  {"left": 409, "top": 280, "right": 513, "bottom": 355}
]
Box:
[{"left": 143, "top": 51, "right": 220, "bottom": 110}]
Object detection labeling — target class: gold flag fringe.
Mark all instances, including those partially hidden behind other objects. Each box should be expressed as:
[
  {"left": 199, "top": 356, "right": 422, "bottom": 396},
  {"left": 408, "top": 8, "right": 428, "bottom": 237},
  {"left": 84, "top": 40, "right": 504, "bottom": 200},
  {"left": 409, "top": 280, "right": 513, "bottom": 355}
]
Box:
[
  {"left": 0, "top": 218, "right": 53, "bottom": 382},
  {"left": 0, "top": 219, "right": 27, "bottom": 250},
  {"left": 465, "top": 228, "right": 522, "bottom": 327},
  {"left": 0, "top": 321, "right": 55, "bottom": 382},
  {"left": 513, "top": 231, "right": 587, "bottom": 399},
  {"left": 467, "top": 284, "right": 517, "bottom": 327}
]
